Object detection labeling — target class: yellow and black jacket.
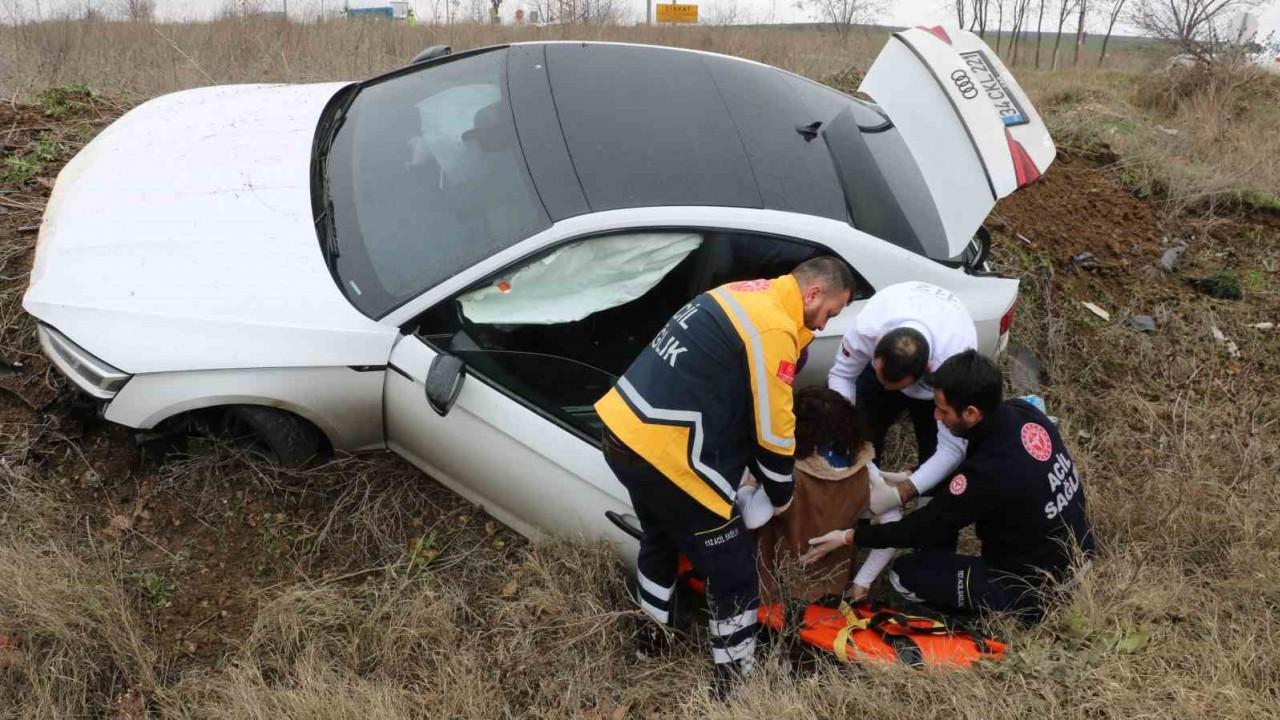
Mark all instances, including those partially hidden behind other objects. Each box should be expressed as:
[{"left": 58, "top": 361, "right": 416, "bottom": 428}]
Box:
[{"left": 595, "top": 275, "right": 814, "bottom": 519}]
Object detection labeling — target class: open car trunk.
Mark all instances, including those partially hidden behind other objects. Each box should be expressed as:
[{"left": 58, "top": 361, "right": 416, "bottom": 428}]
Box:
[{"left": 831, "top": 26, "right": 1055, "bottom": 264}]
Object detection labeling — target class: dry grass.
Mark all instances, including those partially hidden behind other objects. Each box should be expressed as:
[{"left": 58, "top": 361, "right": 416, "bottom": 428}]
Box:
[
  {"left": 2, "top": 18, "right": 1280, "bottom": 719},
  {"left": 1025, "top": 62, "right": 1280, "bottom": 215},
  {"left": 0, "top": 18, "right": 886, "bottom": 103}
]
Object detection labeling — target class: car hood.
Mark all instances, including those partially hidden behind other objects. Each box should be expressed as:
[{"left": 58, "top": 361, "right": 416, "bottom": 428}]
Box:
[{"left": 24, "top": 82, "right": 399, "bottom": 374}]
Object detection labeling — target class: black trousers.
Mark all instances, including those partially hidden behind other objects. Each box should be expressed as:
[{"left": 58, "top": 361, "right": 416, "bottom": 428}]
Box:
[
  {"left": 856, "top": 366, "right": 957, "bottom": 549},
  {"left": 856, "top": 365, "right": 938, "bottom": 467},
  {"left": 603, "top": 430, "right": 759, "bottom": 674},
  {"left": 888, "top": 550, "right": 1044, "bottom": 621}
]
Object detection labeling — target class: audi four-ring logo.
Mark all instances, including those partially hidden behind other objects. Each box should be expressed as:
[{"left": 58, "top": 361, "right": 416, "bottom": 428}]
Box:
[{"left": 950, "top": 69, "right": 978, "bottom": 99}]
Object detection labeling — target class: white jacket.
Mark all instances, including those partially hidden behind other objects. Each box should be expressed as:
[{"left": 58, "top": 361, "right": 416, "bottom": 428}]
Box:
[{"left": 827, "top": 281, "right": 977, "bottom": 494}]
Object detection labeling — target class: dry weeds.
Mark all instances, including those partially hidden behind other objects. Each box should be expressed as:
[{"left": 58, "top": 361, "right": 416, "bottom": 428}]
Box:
[{"left": 1, "top": 19, "right": 1278, "bottom": 720}]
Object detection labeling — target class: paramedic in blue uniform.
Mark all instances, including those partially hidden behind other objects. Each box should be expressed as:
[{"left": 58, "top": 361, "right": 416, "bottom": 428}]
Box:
[
  {"left": 595, "top": 257, "right": 855, "bottom": 694},
  {"left": 852, "top": 350, "right": 1094, "bottom": 620},
  {"left": 826, "top": 281, "right": 978, "bottom": 518}
]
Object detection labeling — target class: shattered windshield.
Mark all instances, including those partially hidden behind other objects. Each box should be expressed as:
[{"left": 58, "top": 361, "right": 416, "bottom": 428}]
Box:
[{"left": 323, "top": 48, "right": 550, "bottom": 318}]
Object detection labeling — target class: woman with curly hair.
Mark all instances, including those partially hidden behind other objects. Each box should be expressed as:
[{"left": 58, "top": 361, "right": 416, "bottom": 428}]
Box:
[{"left": 740, "top": 386, "right": 901, "bottom": 604}]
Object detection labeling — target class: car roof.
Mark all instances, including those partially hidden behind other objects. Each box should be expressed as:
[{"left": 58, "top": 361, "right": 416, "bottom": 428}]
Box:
[{"left": 507, "top": 42, "right": 851, "bottom": 225}]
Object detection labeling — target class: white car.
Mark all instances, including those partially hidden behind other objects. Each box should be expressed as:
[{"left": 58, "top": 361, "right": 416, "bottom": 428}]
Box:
[{"left": 24, "top": 30, "right": 1051, "bottom": 556}]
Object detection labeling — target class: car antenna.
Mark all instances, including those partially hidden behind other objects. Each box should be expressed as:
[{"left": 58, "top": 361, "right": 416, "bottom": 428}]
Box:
[{"left": 795, "top": 121, "right": 822, "bottom": 142}]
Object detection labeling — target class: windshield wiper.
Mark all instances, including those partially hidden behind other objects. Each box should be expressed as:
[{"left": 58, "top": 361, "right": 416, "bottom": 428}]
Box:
[
  {"left": 319, "top": 196, "right": 340, "bottom": 268},
  {"left": 313, "top": 89, "right": 356, "bottom": 273}
]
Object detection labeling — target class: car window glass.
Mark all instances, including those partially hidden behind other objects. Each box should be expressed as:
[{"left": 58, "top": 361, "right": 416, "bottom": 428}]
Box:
[
  {"left": 688, "top": 230, "right": 872, "bottom": 301},
  {"left": 786, "top": 74, "right": 858, "bottom": 124},
  {"left": 327, "top": 49, "right": 551, "bottom": 318},
  {"left": 414, "top": 230, "right": 864, "bottom": 441}
]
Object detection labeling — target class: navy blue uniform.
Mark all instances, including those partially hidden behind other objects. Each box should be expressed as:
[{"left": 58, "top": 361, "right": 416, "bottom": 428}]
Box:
[
  {"left": 597, "top": 275, "right": 813, "bottom": 680},
  {"left": 856, "top": 400, "right": 1094, "bottom": 618}
]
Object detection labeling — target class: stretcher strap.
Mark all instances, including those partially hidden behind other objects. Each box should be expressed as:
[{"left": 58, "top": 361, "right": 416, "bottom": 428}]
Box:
[
  {"left": 892, "top": 597, "right": 1001, "bottom": 656},
  {"left": 880, "top": 631, "right": 926, "bottom": 667},
  {"left": 831, "top": 603, "right": 871, "bottom": 663},
  {"left": 830, "top": 603, "right": 952, "bottom": 665}
]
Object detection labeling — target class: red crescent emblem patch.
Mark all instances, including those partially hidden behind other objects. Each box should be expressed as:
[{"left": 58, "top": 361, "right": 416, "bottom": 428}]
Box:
[
  {"left": 949, "top": 474, "right": 967, "bottom": 495},
  {"left": 1021, "top": 423, "right": 1053, "bottom": 462},
  {"left": 728, "top": 279, "right": 772, "bottom": 292},
  {"left": 776, "top": 360, "right": 796, "bottom": 385}
]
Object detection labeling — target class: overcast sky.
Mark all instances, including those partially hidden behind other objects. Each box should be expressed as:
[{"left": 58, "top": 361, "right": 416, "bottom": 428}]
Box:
[{"left": 8, "top": 0, "right": 1280, "bottom": 34}]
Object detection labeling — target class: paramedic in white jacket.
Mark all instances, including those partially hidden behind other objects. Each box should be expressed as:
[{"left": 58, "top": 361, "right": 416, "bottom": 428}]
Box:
[{"left": 827, "top": 281, "right": 977, "bottom": 519}]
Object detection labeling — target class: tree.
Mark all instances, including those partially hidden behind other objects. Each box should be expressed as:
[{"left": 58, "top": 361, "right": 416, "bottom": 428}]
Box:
[
  {"left": 1035, "top": 0, "right": 1048, "bottom": 67},
  {"left": 970, "top": 0, "right": 991, "bottom": 36},
  {"left": 811, "top": 0, "right": 883, "bottom": 40},
  {"left": 1073, "top": 0, "right": 1088, "bottom": 66},
  {"left": 118, "top": 0, "right": 154, "bottom": 20},
  {"left": 707, "top": 0, "right": 746, "bottom": 25},
  {"left": 1129, "top": 0, "right": 1263, "bottom": 60},
  {"left": 1097, "top": 0, "right": 1129, "bottom": 64},
  {"left": 994, "top": 0, "right": 1006, "bottom": 53},
  {"left": 534, "top": 0, "right": 625, "bottom": 24},
  {"left": 1050, "top": 0, "right": 1079, "bottom": 69},
  {"left": 955, "top": 0, "right": 966, "bottom": 27},
  {"left": 1008, "top": 0, "right": 1034, "bottom": 64}
]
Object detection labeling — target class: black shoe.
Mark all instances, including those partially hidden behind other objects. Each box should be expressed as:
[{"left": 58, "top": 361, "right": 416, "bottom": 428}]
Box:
[
  {"left": 711, "top": 660, "right": 751, "bottom": 701},
  {"left": 635, "top": 619, "right": 676, "bottom": 661}
]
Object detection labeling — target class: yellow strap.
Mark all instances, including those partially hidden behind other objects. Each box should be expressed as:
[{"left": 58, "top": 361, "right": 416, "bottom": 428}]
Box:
[
  {"left": 831, "top": 602, "right": 870, "bottom": 663},
  {"left": 830, "top": 603, "right": 956, "bottom": 663}
]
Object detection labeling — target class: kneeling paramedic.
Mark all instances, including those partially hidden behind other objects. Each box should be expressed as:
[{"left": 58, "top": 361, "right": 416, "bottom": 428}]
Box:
[
  {"left": 830, "top": 350, "right": 1094, "bottom": 621},
  {"left": 595, "top": 257, "right": 854, "bottom": 693}
]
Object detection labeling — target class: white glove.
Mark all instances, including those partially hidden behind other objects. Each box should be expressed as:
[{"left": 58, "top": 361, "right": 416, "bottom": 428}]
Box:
[
  {"left": 735, "top": 484, "right": 776, "bottom": 530},
  {"left": 866, "top": 462, "right": 903, "bottom": 515},
  {"left": 880, "top": 470, "right": 912, "bottom": 486},
  {"left": 800, "top": 529, "right": 850, "bottom": 566}
]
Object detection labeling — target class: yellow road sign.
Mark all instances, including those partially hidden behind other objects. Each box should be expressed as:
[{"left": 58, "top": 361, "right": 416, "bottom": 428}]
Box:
[{"left": 656, "top": 3, "right": 698, "bottom": 23}]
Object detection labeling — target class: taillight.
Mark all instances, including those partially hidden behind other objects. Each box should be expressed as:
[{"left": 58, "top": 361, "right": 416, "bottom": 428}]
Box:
[
  {"left": 1005, "top": 130, "right": 1042, "bottom": 188},
  {"left": 999, "top": 299, "right": 1018, "bottom": 335},
  {"left": 917, "top": 25, "right": 953, "bottom": 45}
]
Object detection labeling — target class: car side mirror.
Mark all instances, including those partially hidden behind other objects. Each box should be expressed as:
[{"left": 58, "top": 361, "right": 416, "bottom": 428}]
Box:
[{"left": 425, "top": 353, "right": 466, "bottom": 416}]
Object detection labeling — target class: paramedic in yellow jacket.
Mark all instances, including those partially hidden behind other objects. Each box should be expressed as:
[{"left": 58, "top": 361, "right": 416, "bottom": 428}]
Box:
[{"left": 596, "top": 256, "right": 855, "bottom": 695}]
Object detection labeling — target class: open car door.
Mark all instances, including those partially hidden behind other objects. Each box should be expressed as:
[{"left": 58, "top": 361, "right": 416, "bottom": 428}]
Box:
[{"left": 857, "top": 26, "right": 1055, "bottom": 259}]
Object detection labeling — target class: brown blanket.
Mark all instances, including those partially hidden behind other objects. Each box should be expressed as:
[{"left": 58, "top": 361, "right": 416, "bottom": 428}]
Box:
[{"left": 756, "top": 443, "right": 874, "bottom": 604}]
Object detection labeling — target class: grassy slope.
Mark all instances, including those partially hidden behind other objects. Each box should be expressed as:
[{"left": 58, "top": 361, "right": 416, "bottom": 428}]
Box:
[{"left": 1, "top": 21, "right": 1278, "bottom": 718}]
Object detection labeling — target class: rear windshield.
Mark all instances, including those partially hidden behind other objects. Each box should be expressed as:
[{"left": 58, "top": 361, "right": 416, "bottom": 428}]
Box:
[{"left": 325, "top": 48, "right": 550, "bottom": 318}]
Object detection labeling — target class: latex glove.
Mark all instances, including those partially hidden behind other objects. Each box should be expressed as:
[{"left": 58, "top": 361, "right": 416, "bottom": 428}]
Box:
[
  {"left": 866, "top": 463, "right": 903, "bottom": 515},
  {"left": 880, "top": 470, "right": 912, "bottom": 486},
  {"left": 736, "top": 484, "right": 775, "bottom": 530},
  {"left": 846, "top": 583, "right": 870, "bottom": 602},
  {"left": 800, "top": 529, "right": 850, "bottom": 566}
]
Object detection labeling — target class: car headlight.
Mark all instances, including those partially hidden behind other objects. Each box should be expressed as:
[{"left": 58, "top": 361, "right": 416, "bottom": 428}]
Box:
[{"left": 36, "top": 324, "right": 131, "bottom": 399}]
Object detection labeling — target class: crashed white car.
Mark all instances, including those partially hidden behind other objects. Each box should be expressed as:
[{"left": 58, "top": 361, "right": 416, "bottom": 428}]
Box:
[{"left": 25, "top": 30, "right": 1052, "bottom": 553}]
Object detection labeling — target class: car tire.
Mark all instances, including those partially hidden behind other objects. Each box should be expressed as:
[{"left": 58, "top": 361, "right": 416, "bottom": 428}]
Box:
[{"left": 221, "top": 405, "right": 325, "bottom": 467}]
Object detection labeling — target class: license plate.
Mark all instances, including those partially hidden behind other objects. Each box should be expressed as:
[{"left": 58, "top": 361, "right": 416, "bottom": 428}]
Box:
[{"left": 958, "top": 50, "right": 1029, "bottom": 127}]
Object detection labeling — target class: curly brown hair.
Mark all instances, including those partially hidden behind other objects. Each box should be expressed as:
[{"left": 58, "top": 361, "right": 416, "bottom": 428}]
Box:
[{"left": 793, "top": 386, "right": 868, "bottom": 459}]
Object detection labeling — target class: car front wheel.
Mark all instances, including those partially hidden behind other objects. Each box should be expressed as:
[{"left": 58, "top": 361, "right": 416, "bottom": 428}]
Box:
[{"left": 220, "top": 405, "right": 325, "bottom": 467}]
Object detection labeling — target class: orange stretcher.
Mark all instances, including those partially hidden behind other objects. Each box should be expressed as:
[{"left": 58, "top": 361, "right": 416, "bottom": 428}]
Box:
[
  {"left": 676, "top": 555, "right": 1006, "bottom": 668},
  {"left": 757, "top": 599, "right": 1006, "bottom": 668}
]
